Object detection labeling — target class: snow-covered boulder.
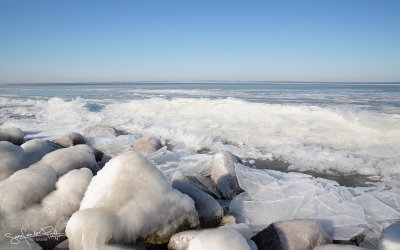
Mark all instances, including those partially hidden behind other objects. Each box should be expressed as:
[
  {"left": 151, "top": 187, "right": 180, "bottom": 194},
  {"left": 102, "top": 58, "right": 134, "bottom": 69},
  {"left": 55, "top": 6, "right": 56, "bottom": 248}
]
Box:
[
  {"left": 31, "top": 144, "right": 98, "bottom": 177},
  {"left": 251, "top": 220, "right": 330, "bottom": 250},
  {"left": 0, "top": 165, "right": 56, "bottom": 214},
  {"left": 83, "top": 125, "right": 119, "bottom": 137},
  {"left": 379, "top": 221, "right": 400, "bottom": 250},
  {"left": 129, "top": 137, "right": 162, "bottom": 156},
  {"left": 70, "top": 152, "right": 199, "bottom": 247},
  {"left": 210, "top": 151, "right": 242, "bottom": 200},
  {"left": 172, "top": 182, "right": 224, "bottom": 228},
  {"left": 0, "top": 127, "right": 24, "bottom": 145},
  {"left": 314, "top": 245, "right": 367, "bottom": 250},
  {"left": 168, "top": 230, "right": 203, "bottom": 250},
  {"left": 0, "top": 141, "right": 26, "bottom": 181},
  {"left": 21, "top": 139, "right": 61, "bottom": 166},
  {"left": 187, "top": 228, "right": 251, "bottom": 250},
  {"left": 53, "top": 132, "right": 87, "bottom": 148}
]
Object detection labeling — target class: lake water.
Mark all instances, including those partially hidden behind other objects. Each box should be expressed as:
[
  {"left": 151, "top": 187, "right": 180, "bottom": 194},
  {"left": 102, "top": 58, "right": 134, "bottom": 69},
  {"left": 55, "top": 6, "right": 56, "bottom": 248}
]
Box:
[{"left": 1, "top": 82, "right": 399, "bottom": 187}]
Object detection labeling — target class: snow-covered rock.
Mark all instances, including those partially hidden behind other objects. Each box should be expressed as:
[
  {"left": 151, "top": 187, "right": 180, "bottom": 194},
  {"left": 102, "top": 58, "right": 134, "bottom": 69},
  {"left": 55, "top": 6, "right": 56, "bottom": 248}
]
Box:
[
  {"left": 187, "top": 228, "right": 251, "bottom": 250},
  {"left": 0, "top": 141, "right": 26, "bottom": 181},
  {"left": 210, "top": 151, "right": 242, "bottom": 200},
  {"left": 251, "top": 220, "right": 330, "bottom": 250},
  {"left": 31, "top": 144, "right": 98, "bottom": 177},
  {"left": 83, "top": 125, "right": 119, "bottom": 137},
  {"left": 70, "top": 152, "right": 199, "bottom": 247},
  {"left": 53, "top": 132, "right": 87, "bottom": 148},
  {"left": 0, "top": 127, "right": 24, "bottom": 145},
  {"left": 0, "top": 165, "right": 56, "bottom": 214},
  {"left": 129, "top": 137, "right": 162, "bottom": 156},
  {"left": 21, "top": 139, "right": 61, "bottom": 166},
  {"left": 172, "top": 182, "right": 224, "bottom": 228},
  {"left": 379, "top": 221, "right": 400, "bottom": 250}
]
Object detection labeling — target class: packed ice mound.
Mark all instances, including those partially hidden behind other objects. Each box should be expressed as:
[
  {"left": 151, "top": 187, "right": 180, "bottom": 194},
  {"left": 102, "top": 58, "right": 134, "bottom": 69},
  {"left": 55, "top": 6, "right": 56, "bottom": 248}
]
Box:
[
  {"left": 0, "top": 168, "right": 92, "bottom": 239},
  {"left": 21, "top": 139, "right": 61, "bottom": 166},
  {"left": 230, "top": 164, "right": 400, "bottom": 241},
  {"left": 68, "top": 152, "right": 199, "bottom": 248},
  {"left": 187, "top": 228, "right": 252, "bottom": 250},
  {"left": 0, "top": 141, "right": 26, "bottom": 181},
  {"left": 31, "top": 144, "right": 98, "bottom": 177},
  {"left": 0, "top": 165, "right": 56, "bottom": 214}
]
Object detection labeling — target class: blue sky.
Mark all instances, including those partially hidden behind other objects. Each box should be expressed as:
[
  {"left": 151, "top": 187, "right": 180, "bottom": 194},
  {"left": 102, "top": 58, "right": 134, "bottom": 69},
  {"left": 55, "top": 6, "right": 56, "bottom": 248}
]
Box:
[{"left": 0, "top": 0, "right": 399, "bottom": 83}]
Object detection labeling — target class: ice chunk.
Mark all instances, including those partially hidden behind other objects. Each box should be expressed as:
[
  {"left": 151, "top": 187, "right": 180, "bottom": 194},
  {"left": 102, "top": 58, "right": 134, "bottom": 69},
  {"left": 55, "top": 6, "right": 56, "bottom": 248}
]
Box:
[
  {"left": 230, "top": 196, "right": 304, "bottom": 231},
  {"left": 77, "top": 152, "right": 199, "bottom": 245},
  {"left": 354, "top": 194, "right": 400, "bottom": 221},
  {"left": 0, "top": 165, "right": 56, "bottom": 214},
  {"left": 187, "top": 228, "right": 251, "bottom": 250},
  {"left": 0, "top": 141, "right": 26, "bottom": 181},
  {"left": 31, "top": 144, "right": 98, "bottom": 177}
]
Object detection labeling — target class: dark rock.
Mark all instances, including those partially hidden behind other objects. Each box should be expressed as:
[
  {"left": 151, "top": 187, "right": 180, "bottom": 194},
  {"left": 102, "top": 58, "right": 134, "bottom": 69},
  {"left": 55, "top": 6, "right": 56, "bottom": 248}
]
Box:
[
  {"left": 210, "top": 151, "right": 242, "bottom": 200},
  {"left": 172, "top": 182, "right": 224, "bottom": 228},
  {"left": 314, "top": 245, "right": 367, "bottom": 249},
  {"left": 251, "top": 220, "right": 330, "bottom": 250},
  {"left": 0, "top": 127, "right": 24, "bottom": 145},
  {"left": 129, "top": 137, "right": 163, "bottom": 156},
  {"left": 53, "top": 132, "right": 87, "bottom": 148},
  {"left": 171, "top": 171, "right": 221, "bottom": 199},
  {"left": 92, "top": 147, "right": 104, "bottom": 162}
]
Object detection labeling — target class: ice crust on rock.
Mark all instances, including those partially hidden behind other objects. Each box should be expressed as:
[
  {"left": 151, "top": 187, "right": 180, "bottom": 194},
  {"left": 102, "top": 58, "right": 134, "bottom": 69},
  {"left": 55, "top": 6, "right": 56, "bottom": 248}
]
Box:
[
  {"left": 21, "top": 139, "right": 61, "bottom": 166},
  {"left": 0, "top": 168, "right": 92, "bottom": 240},
  {"left": 187, "top": 228, "right": 251, "bottom": 250},
  {"left": 0, "top": 127, "right": 24, "bottom": 145},
  {"left": 211, "top": 151, "right": 242, "bottom": 200},
  {"left": 0, "top": 141, "right": 26, "bottom": 181},
  {"left": 31, "top": 144, "right": 98, "bottom": 177},
  {"left": 230, "top": 164, "right": 400, "bottom": 241},
  {"left": 168, "top": 230, "right": 203, "bottom": 250},
  {"left": 74, "top": 152, "right": 199, "bottom": 247},
  {"left": 0, "top": 165, "right": 56, "bottom": 214}
]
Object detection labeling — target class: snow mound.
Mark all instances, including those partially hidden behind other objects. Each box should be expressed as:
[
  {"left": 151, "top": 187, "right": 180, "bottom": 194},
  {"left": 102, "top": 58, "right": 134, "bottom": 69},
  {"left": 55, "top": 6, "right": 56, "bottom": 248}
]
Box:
[{"left": 21, "top": 139, "right": 60, "bottom": 166}]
